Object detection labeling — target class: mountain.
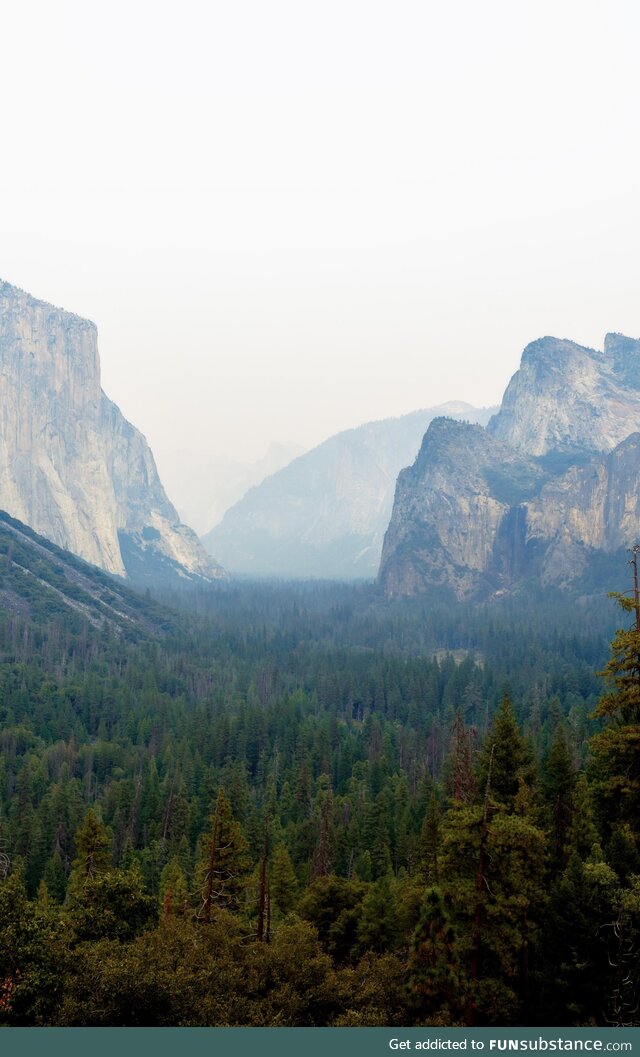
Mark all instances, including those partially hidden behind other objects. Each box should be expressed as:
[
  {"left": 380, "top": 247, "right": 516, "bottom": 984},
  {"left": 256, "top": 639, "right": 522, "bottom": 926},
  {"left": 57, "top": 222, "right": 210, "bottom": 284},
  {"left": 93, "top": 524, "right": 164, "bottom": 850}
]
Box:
[
  {"left": 0, "top": 281, "right": 223, "bottom": 586},
  {"left": 156, "top": 441, "right": 304, "bottom": 536},
  {"left": 379, "top": 418, "right": 548, "bottom": 598},
  {"left": 487, "top": 334, "right": 640, "bottom": 457},
  {"left": 380, "top": 333, "right": 640, "bottom": 599},
  {"left": 203, "top": 402, "right": 496, "bottom": 579}
]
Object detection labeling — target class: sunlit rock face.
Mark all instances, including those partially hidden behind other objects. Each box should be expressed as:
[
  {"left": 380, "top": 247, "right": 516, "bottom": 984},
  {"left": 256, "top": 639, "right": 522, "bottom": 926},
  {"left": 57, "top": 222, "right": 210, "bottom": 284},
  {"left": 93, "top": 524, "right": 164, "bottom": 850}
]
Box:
[
  {"left": 379, "top": 418, "right": 548, "bottom": 598},
  {"left": 487, "top": 335, "right": 640, "bottom": 457},
  {"left": 0, "top": 280, "right": 223, "bottom": 583},
  {"left": 380, "top": 334, "right": 640, "bottom": 599}
]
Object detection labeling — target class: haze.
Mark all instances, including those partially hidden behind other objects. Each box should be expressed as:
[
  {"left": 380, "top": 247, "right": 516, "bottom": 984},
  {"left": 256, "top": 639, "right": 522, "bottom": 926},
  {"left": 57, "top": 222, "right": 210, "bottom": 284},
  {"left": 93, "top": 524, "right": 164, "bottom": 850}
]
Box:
[{"left": 2, "top": 0, "right": 639, "bottom": 467}]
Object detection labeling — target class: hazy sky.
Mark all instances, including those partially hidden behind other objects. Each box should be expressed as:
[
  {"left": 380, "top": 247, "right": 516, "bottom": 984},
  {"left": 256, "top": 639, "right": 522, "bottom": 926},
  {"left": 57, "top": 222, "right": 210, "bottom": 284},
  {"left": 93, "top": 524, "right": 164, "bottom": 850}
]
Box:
[{"left": 2, "top": 0, "right": 640, "bottom": 465}]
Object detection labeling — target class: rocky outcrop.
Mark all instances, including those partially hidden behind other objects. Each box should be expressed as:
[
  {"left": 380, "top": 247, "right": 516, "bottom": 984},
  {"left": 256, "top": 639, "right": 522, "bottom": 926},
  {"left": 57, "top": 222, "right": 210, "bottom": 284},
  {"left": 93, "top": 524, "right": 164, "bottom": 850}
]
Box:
[
  {"left": 487, "top": 335, "right": 640, "bottom": 456},
  {"left": 204, "top": 403, "right": 496, "bottom": 579},
  {"left": 379, "top": 419, "right": 548, "bottom": 597},
  {"left": 526, "top": 432, "right": 640, "bottom": 583},
  {"left": 380, "top": 331, "right": 640, "bottom": 599},
  {"left": 0, "top": 280, "right": 223, "bottom": 583}
]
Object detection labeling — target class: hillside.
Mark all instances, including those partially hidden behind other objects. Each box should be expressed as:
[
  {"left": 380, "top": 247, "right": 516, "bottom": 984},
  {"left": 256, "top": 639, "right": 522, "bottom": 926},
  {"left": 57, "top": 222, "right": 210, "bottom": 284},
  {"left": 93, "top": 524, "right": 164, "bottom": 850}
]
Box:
[{"left": 0, "top": 509, "right": 177, "bottom": 638}]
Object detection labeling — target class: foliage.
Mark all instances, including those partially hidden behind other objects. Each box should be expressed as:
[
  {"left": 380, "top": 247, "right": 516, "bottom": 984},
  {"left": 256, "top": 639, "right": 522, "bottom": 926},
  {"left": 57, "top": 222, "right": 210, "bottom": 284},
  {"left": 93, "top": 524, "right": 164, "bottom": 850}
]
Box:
[{"left": 0, "top": 573, "right": 635, "bottom": 1024}]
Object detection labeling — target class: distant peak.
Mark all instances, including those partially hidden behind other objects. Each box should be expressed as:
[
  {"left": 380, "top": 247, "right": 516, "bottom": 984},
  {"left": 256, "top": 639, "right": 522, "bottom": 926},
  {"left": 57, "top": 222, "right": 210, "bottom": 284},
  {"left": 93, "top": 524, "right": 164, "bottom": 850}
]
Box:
[{"left": 432, "top": 400, "right": 477, "bottom": 414}]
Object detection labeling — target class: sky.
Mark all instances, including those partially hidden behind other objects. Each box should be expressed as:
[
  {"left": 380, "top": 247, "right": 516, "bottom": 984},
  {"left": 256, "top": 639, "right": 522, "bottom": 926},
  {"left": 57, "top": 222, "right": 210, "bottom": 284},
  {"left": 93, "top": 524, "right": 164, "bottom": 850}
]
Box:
[{"left": 2, "top": 0, "right": 640, "bottom": 466}]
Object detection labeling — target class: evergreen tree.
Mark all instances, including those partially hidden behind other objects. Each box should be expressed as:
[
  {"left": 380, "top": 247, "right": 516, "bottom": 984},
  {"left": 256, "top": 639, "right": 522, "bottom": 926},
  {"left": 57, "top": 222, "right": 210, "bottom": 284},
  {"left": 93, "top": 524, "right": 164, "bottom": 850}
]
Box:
[
  {"left": 159, "top": 858, "right": 189, "bottom": 920},
  {"left": 66, "top": 809, "right": 111, "bottom": 899},
  {"left": 42, "top": 853, "right": 66, "bottom": 904},
  {"left": 591, "top": 591, "right": 640, "bottom": 841},
  {"left": 270, "top": 843, "right": 298, "bottom": 915},
  {"left": 409, "top": 887, "right": 461, "bottom": 1021},
  {"left": 194, "top": 788, "right": 250, "bottom": 921},
  {"left": 541, "top": 727, "right": 576, "bottom": 874},
  {"left": 444, "top": 712, "right": 476, "bottom": 804},
  {"left": 356, "top": 875, "right": 398, "bottom": 954},
  {"left": 567, "top": 774, "right": 598, "bottom": 861},
  {"left": 418, "top": 790, "right": 441, "bottom": 885},
  {"left": 477, "top": 696, "right": 535, "bottom": 812}
]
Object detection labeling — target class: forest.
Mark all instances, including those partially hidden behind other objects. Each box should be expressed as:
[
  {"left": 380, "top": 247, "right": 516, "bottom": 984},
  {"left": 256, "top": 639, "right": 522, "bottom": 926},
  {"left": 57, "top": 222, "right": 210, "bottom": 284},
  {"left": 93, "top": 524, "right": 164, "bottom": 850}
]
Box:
[{"left": 0, "top": 570, "right": 638, "bottom": 1027}]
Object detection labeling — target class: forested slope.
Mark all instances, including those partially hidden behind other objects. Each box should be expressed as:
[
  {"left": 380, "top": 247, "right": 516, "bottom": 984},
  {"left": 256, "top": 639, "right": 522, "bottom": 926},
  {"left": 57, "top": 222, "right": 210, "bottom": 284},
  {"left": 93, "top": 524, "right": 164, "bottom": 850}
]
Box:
[{"left": 0, "top": 570, "right": 637, "bottom": 1026}]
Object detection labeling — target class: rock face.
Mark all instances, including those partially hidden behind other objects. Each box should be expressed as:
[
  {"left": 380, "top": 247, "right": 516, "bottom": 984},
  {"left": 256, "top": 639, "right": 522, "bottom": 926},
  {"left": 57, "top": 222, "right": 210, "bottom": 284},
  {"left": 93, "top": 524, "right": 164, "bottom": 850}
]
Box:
[
  {"left": 526, "top": 432, "right": 640, "bottom": 583},
  {"left": 379, "top": 419, "right": 548, "bottom": 597},
  {"left": 0, "top": 280, "right": 223, "bottom": 584},
  {"left": 487, "top": 335, "right": 640, "bottom": 457},
  {"left": 204, "top": 403, "right": 496, "bottom": 579},
  {"left": 380, "top": 334, "right": 640, "bottom": 598}
]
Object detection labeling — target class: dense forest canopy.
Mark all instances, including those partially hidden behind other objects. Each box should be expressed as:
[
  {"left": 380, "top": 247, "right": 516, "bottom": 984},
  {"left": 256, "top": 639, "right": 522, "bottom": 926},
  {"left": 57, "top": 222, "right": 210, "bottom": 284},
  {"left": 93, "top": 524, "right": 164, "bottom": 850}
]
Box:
[{"left": 0, "top": 570, "right": 638, "bottom": 1026}]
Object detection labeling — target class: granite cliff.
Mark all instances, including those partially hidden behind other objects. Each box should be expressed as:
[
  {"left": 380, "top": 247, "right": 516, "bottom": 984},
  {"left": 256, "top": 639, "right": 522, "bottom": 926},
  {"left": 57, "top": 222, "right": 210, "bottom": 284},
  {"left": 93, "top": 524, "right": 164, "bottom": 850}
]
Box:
[
  {"left": 0, "top": 280, "right": 223, "bottom": 584},
  {"left": 379, "top": 419, "right": 548, "bottom": 597},
  {"left": 487, "top": 334, "right": 640, "bottom": 457},
  {"left": 380, "top": 334, "right": 640, "bottom": 598}
]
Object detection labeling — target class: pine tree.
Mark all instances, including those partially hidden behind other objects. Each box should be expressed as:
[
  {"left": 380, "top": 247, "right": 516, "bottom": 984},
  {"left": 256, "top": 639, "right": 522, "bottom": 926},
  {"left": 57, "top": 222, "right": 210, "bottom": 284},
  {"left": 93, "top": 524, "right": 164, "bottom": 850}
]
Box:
[
  {"left": 310, "top": 782, "right": 334, "bottom": 881},
  {"left": 195, "top": 788, "right": 250, "bottom": 921},
  {"left": 418, "top": 791, "right": 442, "bottom": 886},
  {"left": 159, "top": 858, "right": 189, "bottom": 920},
  {"left": 477, "top": 696, "right": 535, "bottom": 812},
  {"left": 42, "top": 853, "right": 66, "bottom": 904},
  {"left": 567, "top": 774, "right": 598, "bottom": 861},
  {"left": 409, "top": 887, "right": 461, "bottom": 1020},
  {"left": 442, "top": 742, "right": 547, "bottom": 1024},
  {"left": 66, "top": 809, "right": 111, "bottom": 898},
  {"left": 356, "top": 875, "right": 398, "bottom": 953},
  {"left": 445, "top": 712, "right": 476, "bottom": 805},
  {"left": 542, "top": 727, "right": 576, "bottom": 874},
  {"left": 271, "top": 843, "right": 298, "bottom": 915},
  {"left": 591, "top": 590, "right": 640, "bottom": 841}
]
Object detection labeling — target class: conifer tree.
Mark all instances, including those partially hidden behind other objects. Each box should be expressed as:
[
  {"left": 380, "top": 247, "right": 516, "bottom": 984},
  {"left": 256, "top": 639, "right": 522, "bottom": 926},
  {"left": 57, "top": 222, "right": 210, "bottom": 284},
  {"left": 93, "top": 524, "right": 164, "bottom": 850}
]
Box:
[
  {"left": 418, "top": 791, "right": 441, "bottom": 886},
  {"left": 356, "top": 875, "right": 398, "bottom": 954},
  {"left": 409, "top": 887, "right": 461, "bottom": 1020},
  {"left": 159, "top": 858, "right": 189, "bottom": 920},
  {"left": 42, "top": 853, "right": 66, "bottom": 904},
  {"left": 195, "top": 788, "right": 250, "bottom": 922},
  {"left": 542, "top": 727, "right": 576, "bottom": 874},
  {"left": 445, "top": 712, "right": 476, "bottom": 804},
  {"left": 66, "top": 809, "right": 111, "bottom": 898},
  {"left": 567, "top": 774, "right": 598, "bottom": 861},
  {"left": 442, "top": 734, "right": 547, "bottom": 1023},
  {"left": 310, "top": 782, "right": 334, "bottom": 881},
  {"left": 271, "top": 843, "right": 298, "bottom": 915},
  {"left": 591, "top": 590, "right": 640, "bottom": 841},
  {"left": 477, "top": 696, "right": 535, "bottom": 812}
]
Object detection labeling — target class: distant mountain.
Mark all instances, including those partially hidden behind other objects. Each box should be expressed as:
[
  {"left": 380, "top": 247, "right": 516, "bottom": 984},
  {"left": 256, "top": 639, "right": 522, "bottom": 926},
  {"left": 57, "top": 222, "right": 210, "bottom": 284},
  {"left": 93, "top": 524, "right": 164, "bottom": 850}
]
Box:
[
  {"left": 380, "top": 333, "right": 640, "bottom": 599},
  {"left": 204, "top": 402, "right": 496, "bottom": 579},
  {"left": 0, "top": 281, "right": 224, "bottom": 586},
  {"left": 156, "top": 442, "right": 304, "bottom": 536}
]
